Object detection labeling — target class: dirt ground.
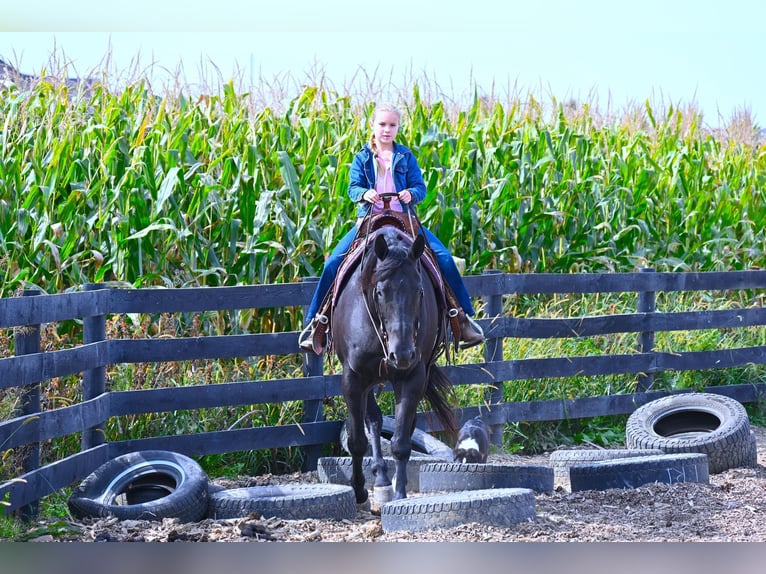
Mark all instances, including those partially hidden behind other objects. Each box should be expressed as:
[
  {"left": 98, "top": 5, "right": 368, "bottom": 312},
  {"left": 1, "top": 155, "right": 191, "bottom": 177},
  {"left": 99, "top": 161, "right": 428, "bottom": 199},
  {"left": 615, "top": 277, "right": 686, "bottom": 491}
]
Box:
[{"left": 19, "top": 425, "right": 766, "bottom": 542}]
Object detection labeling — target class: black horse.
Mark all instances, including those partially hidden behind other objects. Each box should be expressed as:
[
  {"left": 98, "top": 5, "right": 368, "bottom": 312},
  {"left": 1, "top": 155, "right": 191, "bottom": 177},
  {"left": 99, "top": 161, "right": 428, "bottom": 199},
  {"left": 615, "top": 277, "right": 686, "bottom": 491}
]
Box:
[{"left": 332, "top": 225, "right": 457, "bottom": 505}]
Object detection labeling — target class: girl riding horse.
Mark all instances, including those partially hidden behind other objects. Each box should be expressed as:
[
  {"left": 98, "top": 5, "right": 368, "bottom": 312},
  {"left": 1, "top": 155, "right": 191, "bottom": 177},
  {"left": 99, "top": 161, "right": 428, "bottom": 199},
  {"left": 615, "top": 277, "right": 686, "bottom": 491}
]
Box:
[{"left": 299, "top": 102, "right": 483, "bottom": 353}]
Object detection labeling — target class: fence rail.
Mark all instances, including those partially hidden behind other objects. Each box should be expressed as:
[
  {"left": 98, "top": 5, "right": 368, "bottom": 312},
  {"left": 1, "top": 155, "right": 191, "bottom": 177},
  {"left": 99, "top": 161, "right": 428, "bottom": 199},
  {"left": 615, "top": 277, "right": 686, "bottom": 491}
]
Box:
[{"left": 1, "top": 269, "right": 765, "bottom": 516}]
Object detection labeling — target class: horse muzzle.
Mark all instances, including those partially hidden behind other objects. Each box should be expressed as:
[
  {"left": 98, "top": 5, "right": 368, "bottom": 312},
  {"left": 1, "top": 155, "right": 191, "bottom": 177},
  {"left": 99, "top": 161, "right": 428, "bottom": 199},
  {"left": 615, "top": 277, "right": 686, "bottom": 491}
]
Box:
[{"left": 384, "top": 342, "right": 420, "bottom": 372}]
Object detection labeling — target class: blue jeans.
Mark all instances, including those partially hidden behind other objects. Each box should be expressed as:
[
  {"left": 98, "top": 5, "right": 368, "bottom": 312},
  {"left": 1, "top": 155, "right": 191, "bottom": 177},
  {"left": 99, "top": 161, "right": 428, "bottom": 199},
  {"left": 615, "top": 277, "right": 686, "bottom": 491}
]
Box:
[{"left": 305, "top": 226, "right": 475, "bottom": 321}]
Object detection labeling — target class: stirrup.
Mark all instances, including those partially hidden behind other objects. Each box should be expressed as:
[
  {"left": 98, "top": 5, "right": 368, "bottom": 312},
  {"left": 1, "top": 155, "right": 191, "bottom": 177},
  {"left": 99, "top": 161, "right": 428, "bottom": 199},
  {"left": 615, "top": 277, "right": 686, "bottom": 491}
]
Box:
[{"left": 298, "top": 322, "right": 315, "bottom": 351}]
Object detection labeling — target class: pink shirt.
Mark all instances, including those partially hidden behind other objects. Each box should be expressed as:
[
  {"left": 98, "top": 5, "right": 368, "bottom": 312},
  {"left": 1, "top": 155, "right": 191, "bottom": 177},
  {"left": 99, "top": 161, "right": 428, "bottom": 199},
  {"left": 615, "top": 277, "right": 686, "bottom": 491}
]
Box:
[{"left": 373, "top": 154, "right": 404, "bottom": 213}]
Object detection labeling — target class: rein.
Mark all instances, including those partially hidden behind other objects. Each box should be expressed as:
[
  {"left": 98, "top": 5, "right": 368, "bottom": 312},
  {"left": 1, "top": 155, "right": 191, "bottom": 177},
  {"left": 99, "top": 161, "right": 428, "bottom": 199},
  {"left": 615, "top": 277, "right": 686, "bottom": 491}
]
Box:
[
  {"left": 355, "top": 193, "right": 432, "bottom": 374},
  {"left": 361, "top": 281, "right": 389, "bottom": 374},
  {"left": 359, "top": 195, "right": 405, "bottom": 363}
]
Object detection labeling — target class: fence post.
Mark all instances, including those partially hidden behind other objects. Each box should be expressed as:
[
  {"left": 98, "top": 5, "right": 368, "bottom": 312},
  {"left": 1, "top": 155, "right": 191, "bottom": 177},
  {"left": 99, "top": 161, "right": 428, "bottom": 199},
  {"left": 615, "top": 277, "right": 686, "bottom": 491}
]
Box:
[
  {"left": 480, "top": 270, "right": 505, "bottom": 447},
  {"left": 300, "top": 277, "right": 324, "bottom": 471},
  {"left": 637, "top": 268, "right": 656, "bottom": 392},
  {"left": 81, "top": 283, "right": 107, "bottom": 450},
  {"left": 15, "top": 289, "right": 42, "bottom": 520}
]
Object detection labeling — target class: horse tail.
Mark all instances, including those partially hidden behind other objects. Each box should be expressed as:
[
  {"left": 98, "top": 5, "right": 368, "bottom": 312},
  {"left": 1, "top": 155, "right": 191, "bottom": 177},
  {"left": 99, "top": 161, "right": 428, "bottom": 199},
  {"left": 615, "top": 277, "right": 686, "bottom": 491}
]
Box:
[{"left": 423, "top": 364, "right": 458, "bottom": 442}]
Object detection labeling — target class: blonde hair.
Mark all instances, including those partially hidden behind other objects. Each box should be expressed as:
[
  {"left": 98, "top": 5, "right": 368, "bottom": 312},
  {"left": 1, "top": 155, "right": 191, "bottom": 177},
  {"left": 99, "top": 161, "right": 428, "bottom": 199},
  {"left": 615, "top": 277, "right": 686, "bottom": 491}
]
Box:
[{"left": 369, "top": 103, "right": 403, "bottom": 161}]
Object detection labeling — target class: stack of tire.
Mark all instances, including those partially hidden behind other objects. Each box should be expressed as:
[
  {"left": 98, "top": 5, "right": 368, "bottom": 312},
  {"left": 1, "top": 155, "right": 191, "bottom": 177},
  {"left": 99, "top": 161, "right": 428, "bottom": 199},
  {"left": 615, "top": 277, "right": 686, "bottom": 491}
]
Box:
[
  {"left": 318, "top": 416, "right": 551, "bottom": 532},
  {"left": 67, "top": 450, "right": 358, "bottom": 524},
  {"left": 317, "top": 416, "right": 454, "bottom": 493},
  {"left": 551, "top": 392, "right": 757, "bottom": 492},
  {"left": 374, "top": 460, "right": 554, "bottom": 533},
  {"left": 66, "top": 393, "right": 758, "bottom": 530}
]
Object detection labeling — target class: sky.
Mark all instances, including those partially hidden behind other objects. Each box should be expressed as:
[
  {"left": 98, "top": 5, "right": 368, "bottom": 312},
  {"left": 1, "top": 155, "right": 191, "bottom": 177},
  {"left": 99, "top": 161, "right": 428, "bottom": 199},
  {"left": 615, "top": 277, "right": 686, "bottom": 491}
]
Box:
[{"left": 2, "top": 0, "right": 764, "bottom": 128}]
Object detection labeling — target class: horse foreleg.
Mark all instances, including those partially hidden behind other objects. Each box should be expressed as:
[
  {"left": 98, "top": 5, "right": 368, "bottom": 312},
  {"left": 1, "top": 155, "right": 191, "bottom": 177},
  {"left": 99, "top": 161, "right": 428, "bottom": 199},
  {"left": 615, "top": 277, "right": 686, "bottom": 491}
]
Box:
[
  {"left": 365, "top": 391, "right": 393, "bottom": 503},
  {"left": 342, "top": 378, "right": 371, "bottom": 506},
  {"left": 390, "top": 392, "right": 421, "bottom": 500}
]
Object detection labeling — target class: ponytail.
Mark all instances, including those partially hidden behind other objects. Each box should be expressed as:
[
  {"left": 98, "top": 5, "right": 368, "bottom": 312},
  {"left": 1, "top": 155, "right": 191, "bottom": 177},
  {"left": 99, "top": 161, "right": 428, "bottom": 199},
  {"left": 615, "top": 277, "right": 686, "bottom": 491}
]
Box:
[{"left": 369, "top": 133, "right": 385, "bottom": 172}]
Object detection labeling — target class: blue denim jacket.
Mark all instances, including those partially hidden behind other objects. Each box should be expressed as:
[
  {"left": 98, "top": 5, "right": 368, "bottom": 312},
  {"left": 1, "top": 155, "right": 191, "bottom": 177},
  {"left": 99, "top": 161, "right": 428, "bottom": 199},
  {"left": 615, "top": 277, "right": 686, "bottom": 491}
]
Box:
[{"left": 347, "top": 142, "right": 427, "bottom": 218}]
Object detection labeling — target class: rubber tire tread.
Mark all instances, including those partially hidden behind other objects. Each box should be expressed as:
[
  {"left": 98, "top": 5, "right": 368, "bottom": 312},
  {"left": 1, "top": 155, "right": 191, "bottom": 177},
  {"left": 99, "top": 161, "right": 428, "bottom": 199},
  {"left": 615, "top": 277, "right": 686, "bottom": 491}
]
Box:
[
  {"left": 207, "top": 484, "right": 357, "bottom": 520},
  {"left": 550, "top": 448, "right": 665, "bottom": 480},
  {"left": 380, "top": 488, "right": 536, "bottom": 533},
  {"left": 381, "top": 416, "right": 454, "bottom": 460},
  {"left": 419, "top": 462, "right": 554, "bottom": 494},
  {"left": 625, "top": 393, "right": 752, "bottom": 473},
  {"left": 317, "top": 455, "right": 438, "bottom": 493},
  {"left": 569, "top": 452, "right": 709, "bottom": 492},
  {"left": 67, "top": 450, "right": 209, "bottom": 523},
  {"left": 340, "top": 420, "right": 391, "bottom": 456}
]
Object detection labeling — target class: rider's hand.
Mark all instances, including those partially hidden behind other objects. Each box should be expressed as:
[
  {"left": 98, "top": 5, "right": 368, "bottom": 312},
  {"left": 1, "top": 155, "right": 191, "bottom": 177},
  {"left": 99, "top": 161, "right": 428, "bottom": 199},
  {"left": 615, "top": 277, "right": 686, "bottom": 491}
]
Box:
[
  {"left": 398, "top": 190, "right": 412, "bottom": 204},
  {"left": 363, "top": 189, "right": 379, "bottom": 203}
]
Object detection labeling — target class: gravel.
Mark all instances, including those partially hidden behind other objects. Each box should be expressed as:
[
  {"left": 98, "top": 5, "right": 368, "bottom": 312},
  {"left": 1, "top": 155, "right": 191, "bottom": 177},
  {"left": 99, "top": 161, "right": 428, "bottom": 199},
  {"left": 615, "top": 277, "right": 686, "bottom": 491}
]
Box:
[{"left": 16, "top": 426, "right": 766, "bottom": 542}]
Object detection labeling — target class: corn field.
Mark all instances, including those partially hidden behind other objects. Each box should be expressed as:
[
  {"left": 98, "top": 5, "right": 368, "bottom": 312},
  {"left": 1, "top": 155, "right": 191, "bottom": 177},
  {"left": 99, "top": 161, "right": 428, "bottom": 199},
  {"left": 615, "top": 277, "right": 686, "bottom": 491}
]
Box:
[{"left": 1, "top": 79, "right": 763, "bottom": 305}]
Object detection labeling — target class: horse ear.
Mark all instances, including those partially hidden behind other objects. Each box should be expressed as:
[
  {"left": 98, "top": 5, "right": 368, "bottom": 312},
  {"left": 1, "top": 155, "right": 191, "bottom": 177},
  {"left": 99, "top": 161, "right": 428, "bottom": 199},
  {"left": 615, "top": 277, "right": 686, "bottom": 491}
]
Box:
[
  {"left": 411, "top": 234, "right": 425, "bottom": 259},
  {"left": 374, "top": 233, "right": 389, "bottom": 260}
]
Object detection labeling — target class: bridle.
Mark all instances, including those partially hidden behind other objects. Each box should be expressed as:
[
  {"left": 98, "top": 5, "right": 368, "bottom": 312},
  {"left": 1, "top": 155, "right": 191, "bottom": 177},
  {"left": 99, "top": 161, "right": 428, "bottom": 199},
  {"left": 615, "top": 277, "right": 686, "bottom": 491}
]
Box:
[
  {"left": 356, "top": 191, "right": 431, "bottom": 375},
  {"left": 361, "top": 235, "right": 425, "bottom": 376}
]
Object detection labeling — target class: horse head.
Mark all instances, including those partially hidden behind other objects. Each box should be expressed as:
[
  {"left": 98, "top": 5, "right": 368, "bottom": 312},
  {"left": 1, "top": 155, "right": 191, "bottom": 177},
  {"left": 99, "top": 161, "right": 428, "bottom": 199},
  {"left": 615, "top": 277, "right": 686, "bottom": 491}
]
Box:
[
  {"left": 334, "top": 225, "right": 456, "bottom": 504},
  {"left": 361, "top": 228, "right": 427, "bottom": 372}
]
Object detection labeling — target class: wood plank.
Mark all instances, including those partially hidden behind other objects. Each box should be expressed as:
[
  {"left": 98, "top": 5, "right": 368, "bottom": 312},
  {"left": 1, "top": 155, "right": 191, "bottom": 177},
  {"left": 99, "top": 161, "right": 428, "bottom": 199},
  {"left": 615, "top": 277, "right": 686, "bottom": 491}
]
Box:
[
  {"left": 108, "top": 282, "right": 316, "bottom": 313},
  {"left": 109, "top": 376, "right": 342, "bottom": 416},
  {"left": 0, "top": 394, "right": 110, "bottom": 449},
  {"left": 443, "top": 354, "right": 655, "bottom": 385},
  {"left": 654, "top": 346, "right": 766, "bottom": 371},
  {"left": 464, "top": 269, "right": 766, "bottom": 295},
  {"left": 0, "top": 289, "right": 107, "bottom": 328},
  {"left": 109, "top": 420, "right": 344, "bottom": 458},
  {"left": 443, "top": 346, "right": 766, "bottom": 385},
  {"left": 484, "top": 308, "right": 766, "bottom": 339},
  {"left": 419, "top": 382, "right": 766, "bottom": 431},
  {"left": 109, "top": 333, "right": 301, "bottom": 362},
  {"left": 0, "top": 341, "right": 109, "bottom": 390},
  {"left": 0, "top": 445, "right": 110, "bottom": 514}
]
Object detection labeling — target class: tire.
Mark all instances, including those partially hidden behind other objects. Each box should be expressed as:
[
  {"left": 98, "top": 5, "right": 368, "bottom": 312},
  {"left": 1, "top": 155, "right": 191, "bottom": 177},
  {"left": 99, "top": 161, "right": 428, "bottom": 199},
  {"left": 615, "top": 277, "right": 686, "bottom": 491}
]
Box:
[
  {"left": 625, "top": 392, "right": 752, "bottom": 473},
  {"left": 419, "top": 462, "right": 554, "bottom": 494},
  {"left": 569, "top": 453, "right": 709, "bottom": 492},
  {"left": 317, "top": 455, "right": 438, "bottom": 493},
  {"left": 550, "top": 448, "right": 665, "bottom": 481},
  {"left": 207, "top": 484, "right": 357, "bottom": 520},
  {"left": 340, "top": 417, "right": 453, "bottom": 459},
  {"left": 381, "top": 416, "right": 454, "bottom": 460},
  {"left": 380, "top": 488, "right": 535, "bottom": 533},
  {"left": 208, "top": 482, "right": 228, "bottom": 496},
  {"left": 339, "top": 420, "right": 392, "bottom": 457},
  {"left": 67, "top": 450, "right": 209, "bottom": 523}
]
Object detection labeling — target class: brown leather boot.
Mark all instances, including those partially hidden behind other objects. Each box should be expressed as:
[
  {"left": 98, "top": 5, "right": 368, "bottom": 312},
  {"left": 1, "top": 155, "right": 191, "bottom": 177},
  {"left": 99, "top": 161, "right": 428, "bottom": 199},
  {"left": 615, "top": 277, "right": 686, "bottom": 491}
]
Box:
[
  {"left": 298, "top": 315, "right": 328, "bottom": 354},
  {"left": 457, "top": 310, "right": 484, "bottom": 349}
]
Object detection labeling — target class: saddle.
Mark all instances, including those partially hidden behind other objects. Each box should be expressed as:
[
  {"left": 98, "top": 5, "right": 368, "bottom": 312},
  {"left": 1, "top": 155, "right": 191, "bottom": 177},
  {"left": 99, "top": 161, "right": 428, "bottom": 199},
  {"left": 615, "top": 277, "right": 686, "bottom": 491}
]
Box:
[{"left": 311, "top": 209, "right": 463, "bottom": 357}]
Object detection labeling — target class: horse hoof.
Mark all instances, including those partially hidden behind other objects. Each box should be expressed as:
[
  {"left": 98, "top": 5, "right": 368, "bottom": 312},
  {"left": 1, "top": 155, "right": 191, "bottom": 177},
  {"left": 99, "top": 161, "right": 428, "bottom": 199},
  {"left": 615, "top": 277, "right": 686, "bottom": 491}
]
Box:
[
  {"left": 374, "top": 485, "right": 394, "bottom": 504},
  {"left": 357, "top": 498, "right": 371, "bottom": 512}
]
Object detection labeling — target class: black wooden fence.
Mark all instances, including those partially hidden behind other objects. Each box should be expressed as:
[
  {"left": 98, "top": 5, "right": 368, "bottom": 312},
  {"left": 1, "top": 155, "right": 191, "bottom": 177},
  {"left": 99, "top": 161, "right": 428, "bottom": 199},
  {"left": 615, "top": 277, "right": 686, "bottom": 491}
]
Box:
[{"left": 1, "top": 269, "right": 765, "bottom": 517}]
